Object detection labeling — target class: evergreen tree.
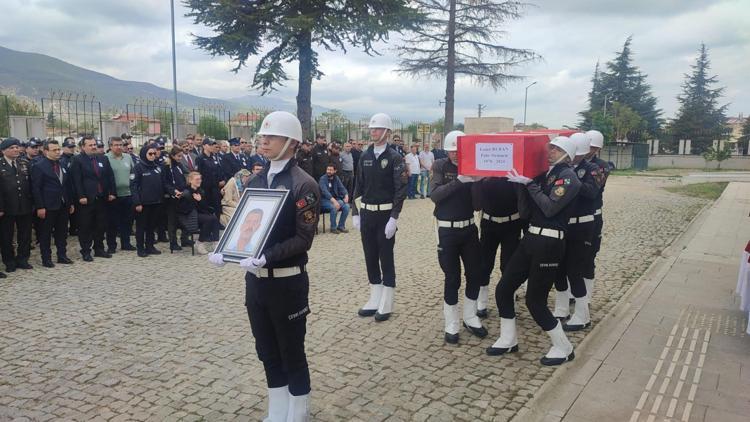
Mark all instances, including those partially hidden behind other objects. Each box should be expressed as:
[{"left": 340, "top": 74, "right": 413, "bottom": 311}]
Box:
[{"left": 668, "top": 44, "right": 729, "bottom": 153}]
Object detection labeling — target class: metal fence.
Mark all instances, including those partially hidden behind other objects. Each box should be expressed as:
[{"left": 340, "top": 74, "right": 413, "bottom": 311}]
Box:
[
  {"left": 123, "top": 100, "right": 175, "bottom": 145},
  {"left": 41, "top": 93, "right": 102, "bottom": 139}
]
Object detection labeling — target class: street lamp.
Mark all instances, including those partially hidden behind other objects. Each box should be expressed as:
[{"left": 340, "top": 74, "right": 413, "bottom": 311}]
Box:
[
  {"left": 602, "top": 94, "right": 613, "bottom": 119},
  {"left": 523, "top": 81, "right": 537, "bottom": 127}
]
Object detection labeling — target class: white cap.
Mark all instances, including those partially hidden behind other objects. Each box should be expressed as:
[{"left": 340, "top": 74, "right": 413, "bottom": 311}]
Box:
[
  {"left": 368, "top": 113, "right": 393, "bottom": 130},
  {"left": 550, "top": 136, "right": 576, "bottom": 160},
  {"left": 258, "top": 111, "right": 303, "bottom": 142},
  {"left": 443, "top": 130, "right": 464, "bottom": 152},
  {"left": 570, "top": 132, "right": 590, "bottom": 156},
  {"left": 586, "top": 130, "right": 604, "bottom": 148}
]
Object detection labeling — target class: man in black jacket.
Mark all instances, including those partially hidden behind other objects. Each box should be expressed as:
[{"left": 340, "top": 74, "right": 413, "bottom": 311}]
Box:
[
  {"left": 311, "top": 134, "right": 330, "bottom": 182},
  {"left": 69, "top": 136, "right": 116, "bottom": 261},
  {"left": 196, "top": 138, "right": 224, "bottom": 222},
  {"left": 221, "top": 138, "right": 246, "bottom": 181},
  {"left": 0, "top": 138, "right": 34, "bottom": 273},
  {"left": 31, "top": 140, "right": 75, "bottom": 267}
]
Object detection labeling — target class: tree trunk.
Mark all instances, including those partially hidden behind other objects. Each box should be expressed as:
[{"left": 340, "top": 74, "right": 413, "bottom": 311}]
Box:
[
  {"left": 443, "top": 0, "right": 457, "bottom": 138},
  {"left": 296, "top": 30, "right": 313, "bottom": 139}
]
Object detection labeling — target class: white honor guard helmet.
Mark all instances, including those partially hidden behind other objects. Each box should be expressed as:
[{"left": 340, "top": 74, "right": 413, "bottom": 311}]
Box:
[
  {"left": 570, "top": 132, "right": 591, "bottom": 156},
  {"left": 368, "top": 113, "right": 393, "bottom": 130},
  {"left": 550, "top": 136, "right": 577, "bottom": 160},
  {"left": 258, "top": 111, "right": 303, "bottom": 142},
  {"left": 443, "top": 130, "right": 464, "bottom": 152},
  {"left": 586, "top": 130, "right": 604, "bottom": 148}
]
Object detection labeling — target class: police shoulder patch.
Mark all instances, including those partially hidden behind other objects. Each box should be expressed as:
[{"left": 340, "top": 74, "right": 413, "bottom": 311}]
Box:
[
  {"left": 577, "top": 168, "right": 585, "bottom": 178},
  {"left": 553, "top": 186, "right": 566, "bottom": 197},
  {"left": 303, "top": 192, "right": 318, "bottom": 207},
  {"left": 381, "top": 158, "right": 389, "bottom": 169},
  {"left": 303, "top": 210, "right": 316, "bottom": 224},
  {"left": 554, "top": 179, "right": 565, "bottom": 186}
]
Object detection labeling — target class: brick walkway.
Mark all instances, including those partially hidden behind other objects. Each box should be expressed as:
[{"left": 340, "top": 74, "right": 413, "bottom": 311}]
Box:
[{"left": 0, "top": 176, "right": 707, "bottom": 421}]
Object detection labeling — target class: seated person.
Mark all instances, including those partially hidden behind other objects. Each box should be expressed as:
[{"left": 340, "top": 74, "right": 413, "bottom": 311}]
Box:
[
  {"left": 318, "top": 164, "right": 349, "bottom": 233},
  {"left": 177, "top": 171, "right": 220, "bottom": 254},
  {"left": 220, "top": 169, "right": 253, "bottom": 226}
]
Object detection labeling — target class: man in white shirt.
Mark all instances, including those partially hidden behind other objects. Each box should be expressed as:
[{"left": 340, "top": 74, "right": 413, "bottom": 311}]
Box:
[
  {"left": 405, "top": 144, "right": 421, "bottom": 199},
  {"left": 418, "top": 144, "right": 435, "bottom": 199}
]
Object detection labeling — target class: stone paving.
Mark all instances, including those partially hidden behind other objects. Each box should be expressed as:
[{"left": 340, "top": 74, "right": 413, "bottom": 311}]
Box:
[{"left": 0, "top": 176, "right": 708, "bottom": 421}]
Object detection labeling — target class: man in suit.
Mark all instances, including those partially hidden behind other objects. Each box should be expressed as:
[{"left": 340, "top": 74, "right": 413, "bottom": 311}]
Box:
[
  {"left": 31, "top": 140, "right": 75, "bottom": 267},
  {"left": 0, "top": 137, "right": 34, "bottom": 273},
  {"left": 179, "top": 140, "right": 199, "bottom": 172},
  {"left": 221, "top": 138, "right": 246, "bottom": 181},
  {"left": 70, "top": 135, "right": 116, "bottom": 261}
]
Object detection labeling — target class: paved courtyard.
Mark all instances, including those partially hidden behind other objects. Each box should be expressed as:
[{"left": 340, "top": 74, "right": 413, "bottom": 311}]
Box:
[{"left": 0, "top": 175, "right": 709, "bottom": 421}]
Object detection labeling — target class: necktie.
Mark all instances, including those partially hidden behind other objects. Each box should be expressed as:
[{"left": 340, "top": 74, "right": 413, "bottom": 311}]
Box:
[
  {"left": 91, "top": 157, "right": 103, "bottom": 193},
  {"left": 53, "top": 162, "right": 61, "bottom": 181},
  {"left": 11, "top": 161, "right": 16, "bottom": 175},
  {"left": 187, "top": 154, "right": 194, "bottom": 170}
]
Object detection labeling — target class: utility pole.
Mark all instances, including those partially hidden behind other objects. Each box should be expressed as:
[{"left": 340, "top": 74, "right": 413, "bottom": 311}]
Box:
[
  {"left": 477, "top": 104, "right": 486, "bottom": 118},
  {"left": 170, "top": 0, "right": 179, "bottom": 140}
]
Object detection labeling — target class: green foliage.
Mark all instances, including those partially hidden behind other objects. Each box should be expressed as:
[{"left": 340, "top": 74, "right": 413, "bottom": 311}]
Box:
[
  {"left": 610, "top": 102, "right": 644, "bottom": 141},
  {"left": 0, "top": 93, "right": 40, "bottom": 136},
  {"left": 702, "top": 145, "right": 732, "bottom": 169},
  {"left": 579, "top": 36, "right": 662, "bottom": 141},
  {"left": 197, "top": 115, "right": 229, "bottom": 140},
  {"left": 668, "top": 44, "right": 729, "bottom": 154},
  {"left": 664, "top": 182, "right": 728, "bottom": 200},
  {"left": 153, "top": 109, "right": 174, "bottom": 138}
]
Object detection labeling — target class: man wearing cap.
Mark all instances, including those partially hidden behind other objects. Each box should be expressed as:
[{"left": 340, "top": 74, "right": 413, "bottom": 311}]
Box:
[
  {"left": 23, "top": 138, "right": 43, "bottom": 166},
  {"left": 105, "top": 136, "right": 136, "bottom": 253},
  {"left": 430, "top": 130, "right": 488, "bottom": 344},
  {"left": 0, "top": 137, "right": 34, "bottom": 273},
  {"left": 208, "top": 111, "right": 320, "bottom": 421},
  {"left": 95, "top": 138, "right": 106, "bottom": 155},
  {"left": 311, "top": 134, "right": 330, "bottom": 182},
  {"left": 60, "top": 137, "right": 77, "bottom": 170},
  {"left": 196, "top": 138, "right": 224, "bottom": 222},
  {"left": 31, "top": 140, "right": 75, "bottom": 267},
  {"left": 221, "top": 138, "right": 246, "bottom": 181},
  {"left": 70, "top": 135, "right": 116, "bottom": 261},
  {"left": 487, "top": 136, "right": 581, "bottom": 367},
  {"left": 351, "top": 113, "right": 408, "bottom": 321},
  {"left": 295, "top": 140, "right": 314, "bottom": 178}
]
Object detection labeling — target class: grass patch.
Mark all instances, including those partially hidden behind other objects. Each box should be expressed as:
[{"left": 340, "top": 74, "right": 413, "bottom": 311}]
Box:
[{"left": 664, "top": 182, "right": 728, "bottom": 200}]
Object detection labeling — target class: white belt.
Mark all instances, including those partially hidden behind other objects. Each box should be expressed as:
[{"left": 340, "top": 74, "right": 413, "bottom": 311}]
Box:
[
  {"left": 362, "top": 202, "right": 393, "bottom": 211},
  {"left": 437, "top": 219, "right": 474, "bottom": 228},
  {"left": 527, "top": 225, "right": 564, "bottom": 239},
  {"left": 482, "top": 212, "right": 520, "bottom": 224},
  {"left": 254, "top": 266, "right": 304, "bottom": 278},
  {"left": 569, "top": 215, "right": 596, "bottom": 224},
  {"left": 594, "top": 209, "right": 602, "bottom": 216}
]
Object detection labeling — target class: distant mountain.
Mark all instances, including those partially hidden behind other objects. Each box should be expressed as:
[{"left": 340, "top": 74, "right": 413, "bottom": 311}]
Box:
[{"left": 0, "top": 45, "right": 318, "bottom": 114}]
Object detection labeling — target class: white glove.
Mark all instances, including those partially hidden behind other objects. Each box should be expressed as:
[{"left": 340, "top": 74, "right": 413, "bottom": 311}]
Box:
[
  {"left": 507, "top": 168, "right": 532, "bottom": 185},
  {"left": 239, "top": 255, "right": 267, "bottom": 272},
  {"left": 208, "top": 253, "right": 225, "bottom": 267},
  {"left": 457, "top": 175, "right": 475, "bottom": 183},
  {"left": 384, "top": 217, "right": 398, "bottom": 239},
  {"left": 353, "top": 215, "right": 361, "bottom": 230}
]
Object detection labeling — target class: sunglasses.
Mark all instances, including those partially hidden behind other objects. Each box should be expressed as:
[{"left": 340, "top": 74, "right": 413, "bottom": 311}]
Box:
[
  {"left": 147, "top": 152, "right": 157, "bottom": 156},
  {"left": 240, "top": 141, "right": 248, "bottom": 144}
]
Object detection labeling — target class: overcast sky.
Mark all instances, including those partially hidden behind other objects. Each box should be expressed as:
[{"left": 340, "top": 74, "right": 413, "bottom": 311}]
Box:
[{"left": 1, "top": 0, "right": 748, "bottom": 127}]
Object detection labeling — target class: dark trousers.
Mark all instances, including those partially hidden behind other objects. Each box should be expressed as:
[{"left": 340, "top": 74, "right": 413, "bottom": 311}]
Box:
[
  {"left": 340, "top": 171, "right": 354, "bottom": 202},
  {"left": 479, "top": 218, "right": 523, "bottom": 286},
  {"left": 245, "top": 271, "right": 310, "bottom": 396},
  {"left": 555, "top": 222, "right": 595, "bottom": 298},
  {"left": 360, "top": 210, "right": 396, "bottom": 287},
  {"left": 584, "top": 215, "right": 604, "bottom": 279},
  {"left": 438, "top": 224, "right": 482, "bottom": 305},
  {"left": 198, "top": 212, "right": 220, "bottom": 242},
  {"left": 68, "top": 206, "right": 79, "bottom": 235},
  {"left": 0, "top": 213, "right": 32, "bottom": 266},
  {"left": 77, "top": 199, "right": 107, "bottom": 255},
  {"left": 106, "top": 196, "right": 134, "bottom": 250},
  {"left": 155, "top": 202, "right": 168, "bottom": 240},
  {"left": 166, "top": 198, "right": 188, "bottom": 245},
  {"left": 207, "top": 187, "right": 222, "bottom": 221},
  {"left": 495, "top": 232, "right": 565, "bottom": 331},
  {"left": 135, "top": 204, "right": 160, "bottom": 251},
  {"left": 38, "top": 208, "right": 69, "bottom": 261}
]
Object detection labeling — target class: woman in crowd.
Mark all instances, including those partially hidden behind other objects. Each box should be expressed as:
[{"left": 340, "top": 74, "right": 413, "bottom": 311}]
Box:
[
  {"left": 177, "top": 171, "right": 220, "bottom": 255},
  {"left": 165, "top": 146, "right": 191, "bottom": 251},
  {"left": 220, "top": 168, "right": 253, "bottom": 226},
  {"left": 130, "top": 143, "right": 167, "bottom": 257}
]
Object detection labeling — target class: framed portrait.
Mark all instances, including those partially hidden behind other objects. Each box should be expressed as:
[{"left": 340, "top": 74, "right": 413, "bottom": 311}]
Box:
[{"left": 214, "top": 188, "right": 289, "bottom": 263}]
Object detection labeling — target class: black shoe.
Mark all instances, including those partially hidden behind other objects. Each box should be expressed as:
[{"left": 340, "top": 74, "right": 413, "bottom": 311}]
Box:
[
  {"left": 476, "top": 308, "right": 488, "bottom": 319},
  {"left": 82, "top": 254, "right": 93, "bottom": 262},
  {"left": 374, "top": 312, "right": 391, "bottom": 322},
  {"left": 463, "top": 322, "right": 488, "bottom": 338},
  {"left": 121, "top": 244, "right": 137, "bottom": 251},
  {"left": 170, "top": 243, "right": 182, "bottom": 251},
  {"left": 5, "top": 264, "right": 16, "bottom": 272},
  {"left": 337, "top": 228, "right": 349, "bottom": 233},
  {"left": 563, "top": 322, "right": 591, "bottom": 332},
  {"left": 0, "top": 272, "right": 5, "bottom": 278},
  {"left": 106, "top": 247, "right": 117, "bottom": 254},
  {"left": 57, "top": 257, "right": 74, "bottom": 264},
  {"left": 540, "top": 351, "right": 575, "bottom": 366},
  {"left": 486, "top": 344, "right": 519, "bottom": 356},
  {"left": 330, "top": 229, "right": 340, "bottom": 234},
  {"left": 358, "top": 308, "right": 377, "bottom": 317},
  {"left": 181, "top": 239, "right": 195, "bottom": 247},
  {"left": 94, "top": 250, "right": 112, "bottom": 258},
  {"left": 137, "top": 250, "right": 149, "bottom": 258},
  {"left": 16, "top": 261, "right": 33, "bottom": 270},
  {"left": 444, "top": 332, "right": 459, "bottom": 344},
  {"left": 42, "top": 260, "right": 55, "bottom": 268},
  {"left": 145, "top": 247, "right": 161, "bottom": 255}
]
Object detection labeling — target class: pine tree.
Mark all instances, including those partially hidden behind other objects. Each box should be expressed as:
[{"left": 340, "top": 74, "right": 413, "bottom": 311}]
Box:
[
  {"left": 669, "top": 44, "right": 729, "bottom": 153},
  {"left": 579, "top": 37, "right": 662, "bottom": 141}
]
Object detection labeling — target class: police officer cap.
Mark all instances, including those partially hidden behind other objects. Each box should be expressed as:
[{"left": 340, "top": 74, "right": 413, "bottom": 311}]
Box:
[
  {"left": 229, "top": 137, "right": 241, "bottom": 146},
  {"left": 0, "top": 137, "right": 21, "bottom": 150},
  {"left": 96, "top": 138, "right": 105, "bottom": 148},
  {"left": 28, "top": 137, "right": 42, "bottom": 147},
  {"left": 62, "top": 138, "right": 76, "bottom": 148},
  {"left": 155, "top": 136, "right": 167, "bottom": 145},
  {"left": 202, "top": 137, "right": 216, "bottom": 146},
  {"left": 121, "top": 133, "right": 133, "bottom": 139}
]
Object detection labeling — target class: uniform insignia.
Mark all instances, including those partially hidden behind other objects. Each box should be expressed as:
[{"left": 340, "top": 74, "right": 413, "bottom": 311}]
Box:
[
  {"left": 363, "top": 160, "right": 373, "bottom": 167},
  {"left": 296, "top": 199, "right": 307, "bottom": 209},
  {"left": 381, "top": 159, "right": 389, "bottom": 169},
  {"left": 577, "top": 168, "right": 585, "bottom": 178},
  {"left": 303, "top": 210, "right": 316, "bottom": 224},
  {"left": 554, "top": 179, "right": 564, "bottom": 186},
  {"left": 547, "top": 175, "right": 556, "bottom": 185},
  {"left": 554, "top": 186, "right": 566, "bottom": 197},
  {"left": 303, "top": 192, "right": 318, "bottom": 208}
]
